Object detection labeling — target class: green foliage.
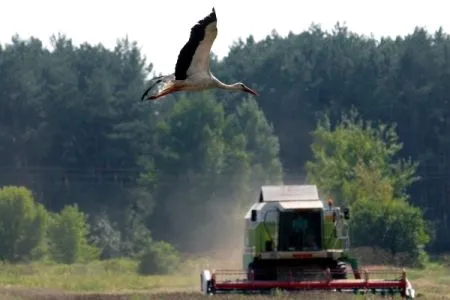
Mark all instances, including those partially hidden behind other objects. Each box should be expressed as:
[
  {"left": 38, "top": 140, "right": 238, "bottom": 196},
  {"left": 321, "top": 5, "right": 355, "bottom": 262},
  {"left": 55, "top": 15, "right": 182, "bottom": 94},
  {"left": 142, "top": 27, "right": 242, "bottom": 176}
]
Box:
[
  {"left": 229, "top": 97, "right": 283, "bottom": 187},
  {"left": 89, "top": 208, "right": 153, "bottom": 259},
  {"left": 0, "top": 185, "right": 49, "bottom": 262},
  {"left": 119, "top": 208, "right": 153, "bottom": 258},
  {"left": 137, "top": 241, "right": 181, "bottom": 275},
  {"left": 306, "top": 109, "right": 430, "bottom": 261},
  {"left": 306, "top": 109, "right": 419, "bottom": 206},
  {"left": 148, "top": 93, "right": 282, "bottom": 250},
  {"left": 350, "top": 199, "right": 430, "bottom": 266},
  {"left": 89, "top": 211, "right": 122, "bottom": 259},
  {"left": 48, "top": 204, "right": 100, "bottom": 264}
]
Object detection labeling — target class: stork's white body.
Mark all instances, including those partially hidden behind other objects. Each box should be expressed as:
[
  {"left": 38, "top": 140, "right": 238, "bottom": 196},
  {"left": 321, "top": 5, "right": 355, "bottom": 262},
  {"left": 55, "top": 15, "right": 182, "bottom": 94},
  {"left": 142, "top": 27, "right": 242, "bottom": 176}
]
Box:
[{"left": 181, "top": 72, "right": 218, "bottom": 90}]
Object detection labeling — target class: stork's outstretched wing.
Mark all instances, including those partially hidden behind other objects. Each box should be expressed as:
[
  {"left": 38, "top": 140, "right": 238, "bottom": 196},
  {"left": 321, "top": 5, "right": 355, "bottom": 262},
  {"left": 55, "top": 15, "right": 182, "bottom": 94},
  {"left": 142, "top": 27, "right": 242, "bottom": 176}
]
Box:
[
  {"left": 140, "top": 74, "right": 176, "bottom": 101},
  {"left": 174, "top": 7, "right": 217, "bottom": 80}
]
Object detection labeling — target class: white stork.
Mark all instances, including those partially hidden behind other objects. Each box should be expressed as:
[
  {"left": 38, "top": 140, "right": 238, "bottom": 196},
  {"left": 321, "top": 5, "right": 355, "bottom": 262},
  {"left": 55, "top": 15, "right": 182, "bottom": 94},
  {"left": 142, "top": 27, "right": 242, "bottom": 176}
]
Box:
[{"left": 141, "top": 7, "right": 259, "bottom": 101}]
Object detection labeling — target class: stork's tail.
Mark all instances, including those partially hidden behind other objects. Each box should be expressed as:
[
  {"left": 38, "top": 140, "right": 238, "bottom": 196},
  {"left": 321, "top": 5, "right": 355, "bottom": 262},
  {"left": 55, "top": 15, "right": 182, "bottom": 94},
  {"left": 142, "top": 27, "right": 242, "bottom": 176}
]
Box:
[{"left": 141, "top": 74, "right": 176, "bottom": 101}]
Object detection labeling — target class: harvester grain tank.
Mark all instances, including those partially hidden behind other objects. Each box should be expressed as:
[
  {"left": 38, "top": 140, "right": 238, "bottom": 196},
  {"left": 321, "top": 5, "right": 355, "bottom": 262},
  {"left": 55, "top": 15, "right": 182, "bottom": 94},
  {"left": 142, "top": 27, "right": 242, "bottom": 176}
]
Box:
[{"left": 200, "top": 184, "right": 415, "bottom": 298}]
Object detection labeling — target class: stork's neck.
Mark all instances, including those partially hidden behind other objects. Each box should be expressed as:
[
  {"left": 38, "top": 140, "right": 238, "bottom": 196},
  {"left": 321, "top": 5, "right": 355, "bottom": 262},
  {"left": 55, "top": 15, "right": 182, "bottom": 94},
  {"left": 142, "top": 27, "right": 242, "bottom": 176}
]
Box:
[
  {"left": 212, "top": 75, "right": 241, "bottom": 90},
  {"left": 217, "top": 81, "right": 241, "bottom": 90},
  {"left": 226, "top": 83, "right": 242, "bottom": 90}
]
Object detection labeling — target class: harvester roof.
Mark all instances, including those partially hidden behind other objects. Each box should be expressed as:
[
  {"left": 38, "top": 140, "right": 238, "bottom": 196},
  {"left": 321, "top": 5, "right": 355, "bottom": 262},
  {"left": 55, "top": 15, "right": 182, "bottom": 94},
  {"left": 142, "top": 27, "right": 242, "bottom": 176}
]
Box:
[
  {"left": 245, "top": 185, "right": 324, "bottom": 221},
  {"left": 259, "top": 185, "right": 320, "bottom": 202}
]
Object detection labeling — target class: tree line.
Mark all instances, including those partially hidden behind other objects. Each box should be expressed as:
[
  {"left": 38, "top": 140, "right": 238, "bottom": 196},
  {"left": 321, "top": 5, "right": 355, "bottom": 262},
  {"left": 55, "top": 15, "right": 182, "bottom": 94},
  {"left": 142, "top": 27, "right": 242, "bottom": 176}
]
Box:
[{"left": 0, "top": 22, "right": 448, "bottom": 266}]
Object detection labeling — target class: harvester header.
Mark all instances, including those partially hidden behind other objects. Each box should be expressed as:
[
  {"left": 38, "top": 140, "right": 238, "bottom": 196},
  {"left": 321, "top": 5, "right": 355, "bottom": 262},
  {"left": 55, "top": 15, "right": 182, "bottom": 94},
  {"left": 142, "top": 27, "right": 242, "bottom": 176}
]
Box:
[{"left": 200, "top": 184, "right": 415, "bottom": 298}]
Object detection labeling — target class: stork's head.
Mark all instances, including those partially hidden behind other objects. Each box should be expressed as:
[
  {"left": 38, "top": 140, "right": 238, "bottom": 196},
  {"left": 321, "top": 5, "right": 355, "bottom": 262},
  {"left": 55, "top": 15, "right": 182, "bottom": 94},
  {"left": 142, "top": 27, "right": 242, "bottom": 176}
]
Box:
[{"left": 238, "top": 83, "right": 259, "bottom": 96}]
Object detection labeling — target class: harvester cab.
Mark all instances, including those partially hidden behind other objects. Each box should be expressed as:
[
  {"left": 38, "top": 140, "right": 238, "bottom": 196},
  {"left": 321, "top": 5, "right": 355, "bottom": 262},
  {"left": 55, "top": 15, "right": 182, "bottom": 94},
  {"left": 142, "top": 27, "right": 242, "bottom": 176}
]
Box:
[
  {"left": 200, "top": 184, "right": 416, "bottom": 299},
  {"left": 242, "top": 185, "right": 354, "bottom": 281}
]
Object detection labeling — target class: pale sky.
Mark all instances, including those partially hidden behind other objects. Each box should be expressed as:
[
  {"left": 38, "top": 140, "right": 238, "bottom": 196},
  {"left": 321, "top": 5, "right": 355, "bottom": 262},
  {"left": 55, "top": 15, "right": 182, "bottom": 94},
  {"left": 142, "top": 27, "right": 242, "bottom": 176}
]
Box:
[{"left": 0, "top": 0, "right": 448, "bottom": 75}]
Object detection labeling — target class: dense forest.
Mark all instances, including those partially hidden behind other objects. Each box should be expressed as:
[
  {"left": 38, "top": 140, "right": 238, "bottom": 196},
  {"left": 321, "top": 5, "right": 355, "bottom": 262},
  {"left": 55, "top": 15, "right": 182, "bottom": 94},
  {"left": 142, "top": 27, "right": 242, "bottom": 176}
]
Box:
[{"left": 0, "top": 23, "right": 449, "bottom": 267}]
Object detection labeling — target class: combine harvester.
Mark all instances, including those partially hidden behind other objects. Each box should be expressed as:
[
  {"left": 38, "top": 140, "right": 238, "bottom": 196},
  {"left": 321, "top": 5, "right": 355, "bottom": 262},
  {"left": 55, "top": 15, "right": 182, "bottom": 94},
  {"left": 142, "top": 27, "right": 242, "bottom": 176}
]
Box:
[{"left": 200, "top": 184, "right": 416, "bottom": 298}]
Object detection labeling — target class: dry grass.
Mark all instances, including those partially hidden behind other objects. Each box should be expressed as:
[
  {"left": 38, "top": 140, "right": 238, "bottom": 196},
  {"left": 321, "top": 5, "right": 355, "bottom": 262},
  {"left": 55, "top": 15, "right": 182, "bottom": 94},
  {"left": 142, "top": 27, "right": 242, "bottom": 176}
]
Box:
[
  {"left": 0, "top": 257, "right": 447, "bottom": 300},
  {"left": 407, "top": 262, "right": 450, "bottom": 299},
  {"left": 0, "top": 290, "right": 408, "bottom": 300},
  {"left": 0, "top": 259, "right": 198, "bottom": 293}
]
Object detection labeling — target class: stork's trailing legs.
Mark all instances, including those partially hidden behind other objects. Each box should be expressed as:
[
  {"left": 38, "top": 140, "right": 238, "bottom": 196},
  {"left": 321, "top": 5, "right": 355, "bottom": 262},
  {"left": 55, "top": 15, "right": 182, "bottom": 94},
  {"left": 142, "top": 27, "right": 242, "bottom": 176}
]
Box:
[
  {"left": 147, "top": 85, "right": 181, "bottom": 101},
  {"left": 141, "top": 74, "right": 178, "bottom": 101}
]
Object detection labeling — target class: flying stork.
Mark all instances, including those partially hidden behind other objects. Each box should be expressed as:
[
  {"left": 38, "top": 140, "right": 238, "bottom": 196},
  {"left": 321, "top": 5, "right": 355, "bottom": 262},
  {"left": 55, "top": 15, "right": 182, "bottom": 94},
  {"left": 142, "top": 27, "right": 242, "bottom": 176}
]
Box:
[{"left": 141, "top": 7, "right": 259, "bottom": 101}]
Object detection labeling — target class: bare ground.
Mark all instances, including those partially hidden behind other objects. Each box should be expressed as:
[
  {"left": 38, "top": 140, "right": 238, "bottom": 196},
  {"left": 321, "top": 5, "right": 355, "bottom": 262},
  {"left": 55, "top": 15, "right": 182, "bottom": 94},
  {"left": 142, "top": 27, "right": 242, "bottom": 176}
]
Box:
[
  {"left": 0, "top": 288, "right": 408, "bottom": 300},
  {"left": 0, "top": 248, "right": 447, "bottom": 299}
]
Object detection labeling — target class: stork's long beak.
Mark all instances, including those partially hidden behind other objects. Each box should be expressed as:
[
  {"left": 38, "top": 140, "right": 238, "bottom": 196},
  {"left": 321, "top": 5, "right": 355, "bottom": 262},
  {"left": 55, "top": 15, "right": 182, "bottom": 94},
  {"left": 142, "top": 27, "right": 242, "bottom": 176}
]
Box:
[{"left": 244, "top": 86, "right": 259, "bottom": 96}]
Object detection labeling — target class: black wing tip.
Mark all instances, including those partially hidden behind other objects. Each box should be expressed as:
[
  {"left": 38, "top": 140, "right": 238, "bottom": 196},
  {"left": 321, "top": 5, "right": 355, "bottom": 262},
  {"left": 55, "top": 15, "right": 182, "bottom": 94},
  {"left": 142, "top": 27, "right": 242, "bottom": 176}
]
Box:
[
  {"left": 202, "top": 7, "right": 216, "bottom": 23},
  {"left": 191, "top": 7, "right": 217, "bottom": 29}
]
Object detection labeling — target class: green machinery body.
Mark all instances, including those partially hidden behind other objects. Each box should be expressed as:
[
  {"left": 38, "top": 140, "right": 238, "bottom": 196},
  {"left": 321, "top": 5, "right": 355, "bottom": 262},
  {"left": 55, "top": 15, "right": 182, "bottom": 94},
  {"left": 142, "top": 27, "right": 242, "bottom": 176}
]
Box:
[{"left": 242, "top": 185, "right": 360, "bottom": 280}]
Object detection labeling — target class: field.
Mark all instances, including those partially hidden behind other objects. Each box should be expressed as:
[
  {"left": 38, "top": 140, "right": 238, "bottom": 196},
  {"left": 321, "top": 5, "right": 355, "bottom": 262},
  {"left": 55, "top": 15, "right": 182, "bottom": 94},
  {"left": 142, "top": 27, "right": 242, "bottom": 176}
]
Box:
[{"left": 0, "top": 256, "right": 447, "bottom": 300}]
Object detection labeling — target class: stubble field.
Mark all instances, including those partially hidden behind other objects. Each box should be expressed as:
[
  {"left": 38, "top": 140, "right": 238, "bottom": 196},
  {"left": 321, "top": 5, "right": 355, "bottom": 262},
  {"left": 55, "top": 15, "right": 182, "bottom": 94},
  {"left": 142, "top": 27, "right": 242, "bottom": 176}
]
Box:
[{"left": 0, "top": 255, "right": 447, "bottom": 300}]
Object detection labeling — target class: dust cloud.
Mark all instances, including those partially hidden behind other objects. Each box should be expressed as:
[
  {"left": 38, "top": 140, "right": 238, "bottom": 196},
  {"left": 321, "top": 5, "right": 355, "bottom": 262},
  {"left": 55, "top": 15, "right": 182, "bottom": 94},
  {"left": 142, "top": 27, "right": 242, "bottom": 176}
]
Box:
[
  {"left": 185, "top": 194, "right": 248, "bottom": 270},
  {"left": 153, "top": 174, "right": 259, "bottom": 270}
]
